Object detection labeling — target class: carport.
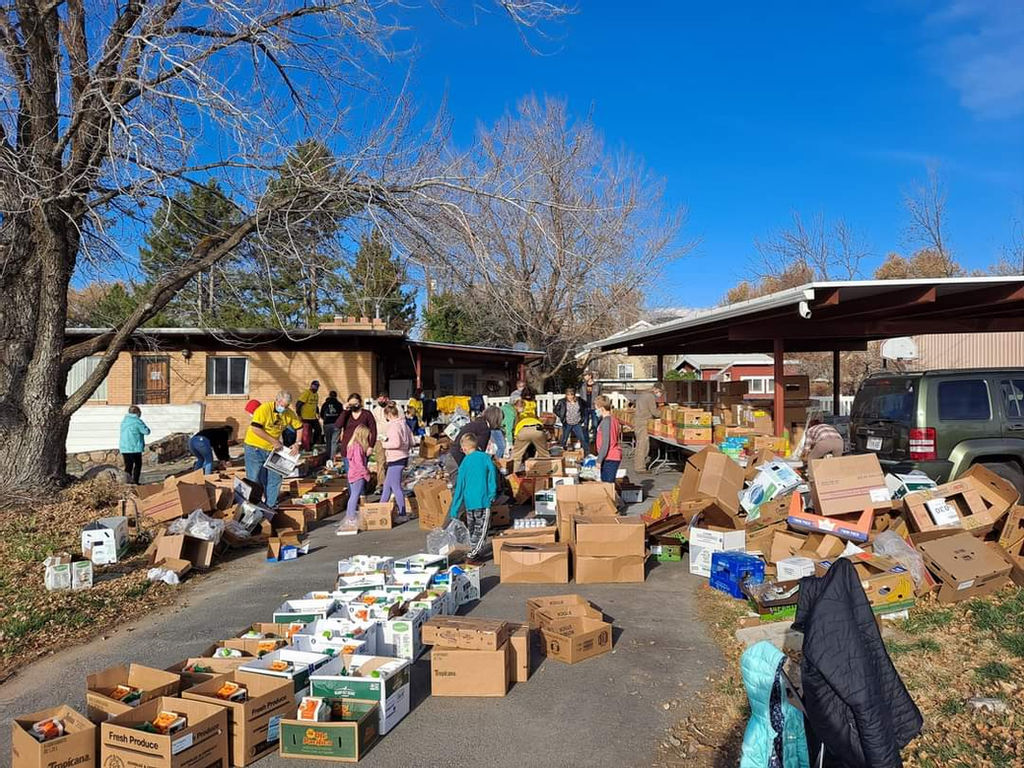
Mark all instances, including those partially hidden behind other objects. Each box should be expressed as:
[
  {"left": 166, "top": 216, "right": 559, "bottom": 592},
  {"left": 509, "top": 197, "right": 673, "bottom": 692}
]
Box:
[{"left": 595, "top": 277, "right": 1024, "bottom": 436}]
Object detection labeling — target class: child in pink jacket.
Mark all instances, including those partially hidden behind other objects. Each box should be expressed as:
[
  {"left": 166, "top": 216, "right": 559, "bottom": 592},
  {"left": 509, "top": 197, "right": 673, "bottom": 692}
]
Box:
[{"left": 338, "top": 425, "right": 372, "bottom": 535}]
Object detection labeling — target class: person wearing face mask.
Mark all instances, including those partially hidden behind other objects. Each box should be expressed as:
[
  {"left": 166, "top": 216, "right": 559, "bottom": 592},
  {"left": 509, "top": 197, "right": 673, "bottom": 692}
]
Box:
[
  {"left": 244, "top": 391, "right": 302, "bottom": 508},
  {"left": 368, "top": 392, "right": 390, "bottom": 484},
  {"left": 334, "top": 392, "right": 377, "bottom": 473},
  {"left": 296, "top": 380, "right": 322, "bottom": 451}
]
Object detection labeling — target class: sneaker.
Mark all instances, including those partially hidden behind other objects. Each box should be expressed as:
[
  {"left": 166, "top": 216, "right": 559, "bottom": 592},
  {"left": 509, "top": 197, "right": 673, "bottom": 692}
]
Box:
[{"left": 336, "top": 518, "right": 359, "bottom": 536}]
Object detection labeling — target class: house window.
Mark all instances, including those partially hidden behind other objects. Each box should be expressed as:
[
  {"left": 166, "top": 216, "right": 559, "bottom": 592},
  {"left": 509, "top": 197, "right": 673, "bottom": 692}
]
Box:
[
  {"left": 617, "top": 363, "right": 635, "bottom": 380},
  {"left": 207, "top": 356, "right": 248, "bottom": 396},
  {"left": 742, "top": 376, "right": 774, "bottom": 395},
  {"left": 66, "top": 356, "right": 109, "bottom": 401}
]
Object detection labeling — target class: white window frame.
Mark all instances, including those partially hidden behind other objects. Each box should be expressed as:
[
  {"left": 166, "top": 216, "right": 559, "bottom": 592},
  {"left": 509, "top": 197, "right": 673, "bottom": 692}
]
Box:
[
  {"left": 617, "top": 363, "right": 635, "bottom": 380},
  {"left": 741, "top": 375, "right": 774, "bottom": 395},
  {"left": 206, "top": 356, "right": 249, "bottom": 396},
  {"left": 66, "top": 356, "right": 109, "bottom": 401}
]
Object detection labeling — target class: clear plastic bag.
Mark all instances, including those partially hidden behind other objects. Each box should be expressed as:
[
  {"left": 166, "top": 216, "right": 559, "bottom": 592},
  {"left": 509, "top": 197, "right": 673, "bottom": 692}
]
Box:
[
  {"left": 426, "top": 518, "right": 470, "bottom": 556},
  {"left": 872, "top": 530, "right": 928, "bottom": 588},
  {"left": 146, "top": 566, "right": 181, "bottom": 585},
  {"left": 166, "top": 509, "right": 225, "bottom": 543}
]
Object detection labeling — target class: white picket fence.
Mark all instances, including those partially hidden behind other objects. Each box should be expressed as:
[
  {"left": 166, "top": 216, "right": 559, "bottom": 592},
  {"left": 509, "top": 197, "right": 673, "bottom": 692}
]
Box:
[{"left": 393, "top": 391, "right": 634, "bottom": 417}]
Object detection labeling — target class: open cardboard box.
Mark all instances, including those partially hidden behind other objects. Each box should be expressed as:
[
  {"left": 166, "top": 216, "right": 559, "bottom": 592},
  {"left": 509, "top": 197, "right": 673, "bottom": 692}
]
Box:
[
  {"left": 166, "top": 646, "right": 253, "bottom": 689},
  {"left": 11, "top": 705, "right": 95, "bottom": 768},
  {"left": 998, "top": 504, "right": 1024, "bottom": 549},
  {"left": 421, "top": 616, "right": 513, "bottom": 651},
  {"left": 278, "top": 698, "right": 380, "bottom": 762},
  {"left": 574, "top": 553, "right": 647, "bottom": 584},
  {"left": 139, "top": 473, "right": 214, "bottom": 525},
  {"left": 572, "top": 516, "right": 645, "bottom": 558},
  {"left": 100, "top": 696, "right": 228, "bottom": 768},
  {"left": 526, "top": 594, "right": 602, "bottom": 629},
  {"left": 309, "top": 655, "right": 411, "bottom": 736},
  {"left": 221, "top": 623, "right": 299, "bottom": 657},
  {"left": 414, "top": 478, "right": 451, "bottom": 531},
  {"left": 903, "top": 464, "right": 1017, "bottom": 541},
  {"left": 539, "top": 616, "right": 613, "bottom": 664},
  {"left": 815, "top": 553, "right": 915, "bottom": 614},
  {"left": 689, "top": 515, "right": 746, "bottom": 577},
  {"left": 86, "top": 663, "right": 181, "bottom": 722},
  {"left": 182, "top": 670, "right": 293, "bottom": 766},
  {"left": 787, "top": 492, "right": 874, "bottom": 543},
  {"left": 524, "top": 458, "right": 565, "bottom": 477},
  {"left": 917, "top": 532, "right": 1013, "bottom": 603},
  {"left": 677, "top": 446, "right": 745, "bottom": 528},
  {"left": 555, "top": 482, "right": 618, "bottom": 543}
]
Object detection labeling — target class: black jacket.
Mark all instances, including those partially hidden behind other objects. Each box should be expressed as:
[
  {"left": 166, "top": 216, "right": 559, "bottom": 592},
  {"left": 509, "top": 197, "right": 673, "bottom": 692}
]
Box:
[
  {"left": 448, "top": 419, "right": 492, "bottom": 466},
  {"left": 793, "top": 558, "right": 922, "bottom": 768},
  {"left": 554, "top": 397, "right": 588, "bottom": 425},
  {"left": 320, "top": 397, "right": 343, "bottom": 423}
]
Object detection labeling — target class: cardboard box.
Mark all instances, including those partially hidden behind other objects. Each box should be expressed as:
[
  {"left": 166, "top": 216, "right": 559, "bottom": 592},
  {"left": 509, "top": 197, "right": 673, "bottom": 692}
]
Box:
[
  {"left": 414, "top": 478, "right": 451, "bottom": 530},
  {"left": 508, "top": 624, "right": 532, "bottom": 683},
  {"left": 815, "top": 554, "right": 915, "bottom": 615},
  {"left": 798, "top": 533, "right": 845, "bottom": 561},
  {"left": 86, "top": 663, "right": 181, "bottom": 722},
  {"left": 574, "top": 554, "right": 646, "bottom": 583},
  {"left": 309, "top": 655, "right": 411, "bottom": 736},
  {"left": 43, "top": 554, "right": 93, "bottom": 591},
  {"left": 688, "top": 522, "right": 745, "bottom": 577},
  {"left": 431, "top": 643, "right": 511, "bottom": 697},
  {"left": 524, "top": 458, "right": 565, "bottom": 477},
  {"left": 677, "top": 447, "right": 745, "bottom": 528},
  {"left": 278, "top": 698, "right": 379, "bottom": 762},
  {"left": 81, "top": 516, "right": 129, "bottom": 565},
  {"left": 572, "top": 516, "right": 645, "bottom": 558},
  {"left": 222, "top": 623, "right": 297, "bottom": 657},
  {"left": 272, "top": 507, "right": 308, "bottom": 535},
  {"left": 379, "top": 608, "right": 427, "bottom": 661},
  {"left": 237, "top": 649, "right": 332, "bottom": 698},
  {"left": 267, "top": 532, "right": 307, "bottom": 563},
  {"left": 533, "top": 488, "right": 558, "bottom": 517},
  {"left": 290, "top": 618, "right": 375, "bottom": 657},
  {"left": 11, "top": 705, "right": 96, "bottom": 768},
  {"left": 100, "top": 696, "right": 228, "bottom": 768},
  {"left": 917, "top": 533, "right": 1013, "bottom": 604},
  {"left": 810, "top": 454, "right": 891, "bottom": 517},
  {"left": 555, "top": 483, "right": 618, "bottom": 543},
  {"left": 526, "top": 594, "right": 602, "bottom": 629},
  {"left": 151, "top": 529, "right": 217, "bottom": 570},
  {"left": 744, "top": 528, "right": 805, "bottom": 565},
  {"left": 358, "top": 501, "right": 395, "bottom": 531},
  {"left": 182, "top": 671, "right": 293, "bottom": 766},
  {"left": 166, "top": 651, "right": 253, "bottom": 689},
  {"left": 885, "top": 471, "right": 938, "bottom": 500},
  {"left": 490, "top": 503, "right": 511, "bottom": 528},
  {"left": 999, "top": 504, "right": 1024, "bottom": 549},
  {"left": 776, "top": 556, "right": 816, "bottom": 580},
  {"left": 787, "top": 493, "right": 874, "bottom": 543},
  {"left": 539, "top": 616, "right": 613, "bottom": 664},
  {"left": 140, "top": 479, "right": 214, "bottom": 524},
  {"left": 273, "top": 598, "right": 336, "bottom": 624},
  {"left": 499, "top": 543, "right": 570, "bottom": 584},
  {"left": 421, "top": 617, "right": 512, "bottom": 651},
  {"left": 419, "top": 435, "right": 449, "bottom": 459},
  {"left": 903, "top": 464, "right": 1017, "bottom": 540}
]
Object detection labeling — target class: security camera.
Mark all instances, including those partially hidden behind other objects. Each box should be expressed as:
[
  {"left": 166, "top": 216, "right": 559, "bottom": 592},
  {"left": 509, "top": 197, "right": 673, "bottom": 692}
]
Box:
[{"left": 798, "top": 300, "right": 812, "bottom": 320}]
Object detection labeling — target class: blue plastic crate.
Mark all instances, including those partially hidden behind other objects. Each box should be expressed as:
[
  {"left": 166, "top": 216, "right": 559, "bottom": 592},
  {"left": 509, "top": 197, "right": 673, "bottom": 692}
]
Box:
[{"left": 709, "top": 552, "right": 765, "bottom": 599}]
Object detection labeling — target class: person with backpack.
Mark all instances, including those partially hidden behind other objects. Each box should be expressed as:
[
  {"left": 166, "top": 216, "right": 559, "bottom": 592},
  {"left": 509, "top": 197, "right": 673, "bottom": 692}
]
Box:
[{"left": 320, "top": 390, "right": 344, "bottom": 459}]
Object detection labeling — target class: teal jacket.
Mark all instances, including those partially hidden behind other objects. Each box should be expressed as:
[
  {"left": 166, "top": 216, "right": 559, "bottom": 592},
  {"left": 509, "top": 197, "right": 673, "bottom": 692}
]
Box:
[
  {"left": 740, "top": 641, "right": 809, "bottom": 768},
  {"left": 119, "top": 413, "right": 151, "bottom": 454},
  {"left": 448, "top": 450, "right": 497, "bottom": 516}
]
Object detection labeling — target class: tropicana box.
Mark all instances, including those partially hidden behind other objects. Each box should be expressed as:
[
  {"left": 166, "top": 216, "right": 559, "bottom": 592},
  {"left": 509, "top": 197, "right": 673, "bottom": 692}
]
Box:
[
  {"left": 100, "top": 696, "right": 228, "bottom": 768},
  {"left": 11, "top": 705, "right": 96, "bottom": 768},
  {"left": 429, "top": 643, "right": 511, "bottom": 697},
  {"left": 86, "top": 663, "right": 181, "bottom": 722},
  {"left": 182, "top": 670, "right": 293, "bottom": 767}
]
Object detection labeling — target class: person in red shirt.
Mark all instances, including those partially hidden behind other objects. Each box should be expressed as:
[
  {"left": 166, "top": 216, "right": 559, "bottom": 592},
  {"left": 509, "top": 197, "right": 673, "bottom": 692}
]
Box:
[{"left": 594, "top": 395, "right": 623, "bottom": 483}]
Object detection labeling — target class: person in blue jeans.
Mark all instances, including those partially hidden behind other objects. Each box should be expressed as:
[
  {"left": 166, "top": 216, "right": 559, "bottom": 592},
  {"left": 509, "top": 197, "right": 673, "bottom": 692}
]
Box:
[
  {"left": 244, "top": 393, "right": 302, "bottom": 508},
  {"left": 554, "top": 388, "right": 588, "bottom": 453},
  {"left": 188, "top": 425, "right": 233, "bottom": 474}
]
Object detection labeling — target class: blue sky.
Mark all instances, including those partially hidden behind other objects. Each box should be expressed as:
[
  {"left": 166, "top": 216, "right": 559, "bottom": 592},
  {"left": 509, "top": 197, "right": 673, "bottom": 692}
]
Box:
[{"left": 388, "top": 0, "right": 1024, "bottom": 307}]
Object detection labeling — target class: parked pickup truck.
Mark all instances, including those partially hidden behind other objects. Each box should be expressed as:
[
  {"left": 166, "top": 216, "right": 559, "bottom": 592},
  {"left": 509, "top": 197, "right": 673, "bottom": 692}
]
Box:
[{"left": 849, "top": 369, "right": 1024, "bottom": 495}]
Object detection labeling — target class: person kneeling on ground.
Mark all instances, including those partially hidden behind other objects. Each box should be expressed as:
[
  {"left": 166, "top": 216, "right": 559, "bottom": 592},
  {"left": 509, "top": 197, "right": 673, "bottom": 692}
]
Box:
[
  {"left": 189, "top": 425, "right": 233, "bottom": 475},
  {"left": 594, "top": 395, "right": 623, "bottom": 484},
  {"left": 243, "top": 392, "right": 302, "bottom": 508},
  {"left": 511, "top": 397, "right": 549, "bottom": 473},
  {"left": 448, "top": 433, "right": 498, "bottom": 562},
  {"left": 380, "top": 402, "right": 413, "bottom": 521},
  {"left": 801, "top": 417, "right": 845, "bottom": 476},
  {"left": 338, "top": 425, "right": 372, "bottom": 535}
]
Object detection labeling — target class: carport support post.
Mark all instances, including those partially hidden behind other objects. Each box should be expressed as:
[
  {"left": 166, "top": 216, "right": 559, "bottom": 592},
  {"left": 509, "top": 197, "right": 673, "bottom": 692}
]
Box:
[
  {"left": 832, "top": 349, "right": 841, "bottom": 416},
  {"left": 773, "top": 338, "right": 785, "bottom": 437},
  {"left": 415, "top": 349, "right": 422, "bottom": 391},
  {"left": 656, "top": 354, "right": 664, "bottom": 381}
]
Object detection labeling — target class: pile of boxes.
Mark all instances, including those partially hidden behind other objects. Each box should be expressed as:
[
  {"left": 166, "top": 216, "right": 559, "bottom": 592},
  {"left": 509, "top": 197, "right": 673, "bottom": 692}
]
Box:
[
  {"left": 645, "top": 444, "right": 1024, "bottom": 619},
  {"left": 13, "top": 545, "right": 619, "bottom": 767}
]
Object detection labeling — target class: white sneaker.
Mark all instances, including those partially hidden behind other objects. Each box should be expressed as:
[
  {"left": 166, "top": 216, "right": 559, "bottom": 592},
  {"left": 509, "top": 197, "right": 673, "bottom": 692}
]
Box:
[{"left": 336, "top": 518, "right": 359, "bottom": 536}]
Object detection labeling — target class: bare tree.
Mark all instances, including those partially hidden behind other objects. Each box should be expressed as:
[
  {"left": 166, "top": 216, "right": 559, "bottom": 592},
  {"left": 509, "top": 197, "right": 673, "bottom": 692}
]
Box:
[
  {"left": 0, "top": 0, "right": 571, "bottom": 497},
  {"left": 421, "top": 96, "right": 687, "bottom": 385},
  {"left": 752, "top": 212, "right": 867, "bottom": 284},
  {"left": 903, "top": 165, "right": 957, "bottom": 267}
]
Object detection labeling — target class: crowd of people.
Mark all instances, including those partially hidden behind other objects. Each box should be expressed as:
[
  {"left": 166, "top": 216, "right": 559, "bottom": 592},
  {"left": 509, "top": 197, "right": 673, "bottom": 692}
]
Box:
[{"left": 117, "top": 370, "right": 673, "bottom": 560}]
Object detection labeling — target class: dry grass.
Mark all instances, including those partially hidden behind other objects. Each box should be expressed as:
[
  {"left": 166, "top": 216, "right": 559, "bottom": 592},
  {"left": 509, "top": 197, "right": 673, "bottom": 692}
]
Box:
[
  {"left": 0, "top": 479, "right": 191, "bottom": 683},
  {"left": 655, "top": 585, "right": 1024, "bottom": 768}
]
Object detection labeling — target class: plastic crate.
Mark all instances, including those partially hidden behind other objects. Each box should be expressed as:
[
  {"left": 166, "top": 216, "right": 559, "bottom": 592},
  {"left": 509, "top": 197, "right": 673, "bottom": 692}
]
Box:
[{"left": 709, "top": 552, "right": 765, "bottom": 599}]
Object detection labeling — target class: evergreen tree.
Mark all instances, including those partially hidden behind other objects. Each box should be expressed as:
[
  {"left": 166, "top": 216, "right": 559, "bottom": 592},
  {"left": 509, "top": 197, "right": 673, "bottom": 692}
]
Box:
[
  {"left": 339, "top": 229, "right": 417, "bottom": 331},
  {"left": 422, "top": 291, "right": 478, "bottom": 343}
]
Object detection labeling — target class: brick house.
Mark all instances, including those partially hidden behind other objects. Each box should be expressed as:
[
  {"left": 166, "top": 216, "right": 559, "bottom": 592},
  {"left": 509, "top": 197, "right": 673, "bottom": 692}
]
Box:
[
  {"left": 65, "top": 319, "right": 540, "bottom": 434},
  {"left": 674, "top": 353, "right": 802, "bottom": 396}
]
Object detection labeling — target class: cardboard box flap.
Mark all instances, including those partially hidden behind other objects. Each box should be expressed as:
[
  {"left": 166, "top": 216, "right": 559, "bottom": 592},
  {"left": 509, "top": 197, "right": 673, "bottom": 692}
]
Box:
[{"left": 572, "top": 516, "right": 645, "bottom": 557}]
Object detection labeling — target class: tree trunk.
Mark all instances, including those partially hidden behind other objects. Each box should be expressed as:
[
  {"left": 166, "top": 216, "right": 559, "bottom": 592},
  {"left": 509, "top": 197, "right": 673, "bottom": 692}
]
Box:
[{"left": 0, "top": 214, "right": 77, "bottom": 499}]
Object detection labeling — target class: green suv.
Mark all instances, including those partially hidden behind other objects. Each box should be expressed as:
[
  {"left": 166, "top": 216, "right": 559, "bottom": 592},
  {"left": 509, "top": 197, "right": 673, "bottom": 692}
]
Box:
[{"left": 849, "top": 369, "right": 1024, "bottom": 495}]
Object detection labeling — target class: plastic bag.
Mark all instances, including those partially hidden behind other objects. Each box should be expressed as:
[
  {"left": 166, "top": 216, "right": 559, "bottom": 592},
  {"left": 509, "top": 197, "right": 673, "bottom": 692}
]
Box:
[
  {"left": 166, "top": 509, "right": 225, "bottom": 543},
  {"left": 426, "top": 518, "right": 470, "bottom": 556},
  {"left": 147, "top": 566, "right": 181, "bottom": 585},
  {"left": 872, "top": 530, "right": 928, "bottom": 588}
]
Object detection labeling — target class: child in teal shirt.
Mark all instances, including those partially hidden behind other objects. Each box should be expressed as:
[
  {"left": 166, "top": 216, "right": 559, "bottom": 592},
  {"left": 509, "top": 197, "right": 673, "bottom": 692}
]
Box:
[{"left": 448, "top": 433, "right": 498, "bottom": 561}]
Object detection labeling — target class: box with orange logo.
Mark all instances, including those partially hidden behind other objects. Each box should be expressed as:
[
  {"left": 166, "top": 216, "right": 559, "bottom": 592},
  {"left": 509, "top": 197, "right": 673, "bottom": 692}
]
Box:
[{"left": 278, "top": 699, "right": 379, "bottom": 761}]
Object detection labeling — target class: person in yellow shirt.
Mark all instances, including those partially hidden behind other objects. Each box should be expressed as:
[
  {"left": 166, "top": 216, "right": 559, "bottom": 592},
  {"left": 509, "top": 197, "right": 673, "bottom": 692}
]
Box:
[
  {"left": 511, "top": 397, "right": 550, "bottom": 472},
  {"left": 244, "top": 391, "right": 302, "bottom": 507},
  {"left": 296, "top": 380, "right": 321, "bottom": 451}
]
